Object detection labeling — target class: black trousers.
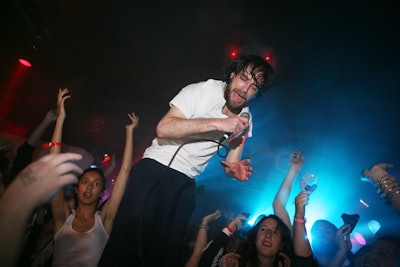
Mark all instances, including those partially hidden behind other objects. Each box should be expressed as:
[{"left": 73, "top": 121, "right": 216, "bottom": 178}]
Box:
[{"left": 99, "top": 158, "right": 196, "bottom": 267}]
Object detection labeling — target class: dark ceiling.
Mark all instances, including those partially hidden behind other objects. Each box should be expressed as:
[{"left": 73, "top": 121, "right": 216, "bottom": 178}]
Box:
[{"left": 1, "top": 0, "right": 400, "bottom": 245}]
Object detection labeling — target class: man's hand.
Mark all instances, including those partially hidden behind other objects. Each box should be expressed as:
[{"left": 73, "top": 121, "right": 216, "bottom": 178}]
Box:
[{"left": 221, "top": 158, "right": 252, "bottom": 181}]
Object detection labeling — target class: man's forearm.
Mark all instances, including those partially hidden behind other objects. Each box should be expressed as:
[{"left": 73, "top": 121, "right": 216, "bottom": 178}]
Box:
[{"left": 157, "top": 116, "right": 222, "bottom": 139}]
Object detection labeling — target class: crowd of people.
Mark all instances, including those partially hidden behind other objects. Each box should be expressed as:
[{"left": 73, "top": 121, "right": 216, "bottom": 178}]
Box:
[{"left": 0, "top": 55, "right": 399, "bottom": 267}]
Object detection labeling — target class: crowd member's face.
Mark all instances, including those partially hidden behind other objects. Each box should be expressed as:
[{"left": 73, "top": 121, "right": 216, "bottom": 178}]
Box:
[
  {"left": 256, "top": 218, "right": 283, "bottom": 260},
  {"left": 353, "top": 239, "right": 400, "bottom": 267},
  {"left": 76, "top": 171, "right": 104, "bottom": 206},
  {"left": 225, "top": 66, "right": 262, "bottom": 111}
]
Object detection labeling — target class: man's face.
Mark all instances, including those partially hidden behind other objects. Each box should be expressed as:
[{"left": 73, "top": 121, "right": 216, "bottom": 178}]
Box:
[{"left": 225, "top": 66, "right": 263, "bottom": 111}]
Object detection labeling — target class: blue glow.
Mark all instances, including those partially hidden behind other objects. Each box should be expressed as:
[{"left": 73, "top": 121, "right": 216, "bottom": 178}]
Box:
[{"left": 368, "top": 220, "right": 381, "bottom": 235}]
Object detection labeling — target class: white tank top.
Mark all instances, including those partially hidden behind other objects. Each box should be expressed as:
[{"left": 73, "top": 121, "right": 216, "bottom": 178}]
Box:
[{"left": 52, "top": 210, "right": 109, "bottom": 267}]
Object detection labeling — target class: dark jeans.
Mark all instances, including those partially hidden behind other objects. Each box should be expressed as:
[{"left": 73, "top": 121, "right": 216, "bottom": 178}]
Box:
[{"left": 99, "top": 158, "right": 196, "bottom": 267}]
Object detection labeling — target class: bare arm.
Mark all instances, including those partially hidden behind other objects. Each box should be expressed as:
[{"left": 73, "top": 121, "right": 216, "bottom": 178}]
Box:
[
  {"left": 273, "top": 148, "right": 304, "bottom": 233},
  {"left": 362, "top": 163, "right": 400, "bottom": 213},
  {"left": 26, "top": 109, "right": 57, "bottom": 147},
  {"left": 156, "top": 106, "right": 249, "bottom": 139},
  {"left": 0, "top": 153, "right": 82, "bottom": 267},
  {"left": 49, "top": 88, "right": 72, "bottom": 233},
  {"left": 185, "top": 209, "right": 221, "bottom": 267},
  {"left": 220, "top": 136, "right": 252, "bottom": 181},
  {"left": 9, "top": 109, "right": 58, "bottom": 181},
  {"left": 101, "top": 112, "right": 138, "bottom": 233},
  {"left": 293, "top": 191, "right": 313, "bottom": 257}
]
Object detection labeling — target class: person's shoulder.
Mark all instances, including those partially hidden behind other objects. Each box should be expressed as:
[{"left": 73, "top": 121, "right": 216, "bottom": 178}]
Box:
[
  {"left": 203, "top": 79, "right": 224, "bottom": 88},
  {"left": 179, "top": 79, "right": 224, "bottom": 97},
  {"left": 184, "top": 79, "right": 224, "bottom": 89}
]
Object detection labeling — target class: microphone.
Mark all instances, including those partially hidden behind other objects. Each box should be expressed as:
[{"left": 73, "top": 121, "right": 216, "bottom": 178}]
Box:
[{"left": 220, "top": 112, "right": 250, "bottom": 145}]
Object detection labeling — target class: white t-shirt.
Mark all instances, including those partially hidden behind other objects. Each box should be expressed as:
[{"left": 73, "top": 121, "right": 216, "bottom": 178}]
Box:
[{"left": 143, "top": 79, "right": 253, "bottom": 179}]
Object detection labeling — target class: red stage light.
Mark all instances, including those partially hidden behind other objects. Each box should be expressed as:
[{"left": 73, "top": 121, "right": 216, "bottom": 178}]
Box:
[
  {"left": 18, "top": 58, "right": 32, "bottom": 67},
  {"left": 265, "top": 56, "right": 270, "bottom": 61}
]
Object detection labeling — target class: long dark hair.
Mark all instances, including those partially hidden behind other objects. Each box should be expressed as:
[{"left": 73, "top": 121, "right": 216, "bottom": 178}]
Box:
[{"left": 236, "top": 214, "right": 294, "bottom": 267}]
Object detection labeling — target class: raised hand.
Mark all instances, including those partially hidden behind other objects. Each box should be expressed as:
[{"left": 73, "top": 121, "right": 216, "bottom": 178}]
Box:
[
  {"left": 44, "top": 108, "right": 58, "bottom": 123},
  {"left": 362, "top": 162, "right": 394, "bottom": 184},
  {"left": 226, "top": 213, "right": 249, "bottom": 232},
  {"left": 202, "top": 209, "right": 222, "bottom": 225},
  {"left": 221, "top": 252, "right": 240, "bottom": 267},
  {"left": 335, "top": 224, "right": 352, "bottom": 259},
  {"left": 126, "top": 112, "right": 139, "bottom": 131},
  {"left": 290, "top": 148, "right": 304, "bottom": 169},
  {"left": 278, "top": 251, "right": 291, "bottom": 267},
  {"left": 57, "top": 88, "right": 71, "bottom": 120}
]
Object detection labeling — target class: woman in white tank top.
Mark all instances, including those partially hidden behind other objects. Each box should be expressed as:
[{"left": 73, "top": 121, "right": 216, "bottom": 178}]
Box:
[{"left": 49, "top": 88, "right": 139, "bottom": 267}]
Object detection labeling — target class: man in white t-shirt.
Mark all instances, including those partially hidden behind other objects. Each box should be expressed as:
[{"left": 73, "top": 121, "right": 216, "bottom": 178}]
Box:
[{"left": 99, "top": 55, "right": 274, "bottom": 267}]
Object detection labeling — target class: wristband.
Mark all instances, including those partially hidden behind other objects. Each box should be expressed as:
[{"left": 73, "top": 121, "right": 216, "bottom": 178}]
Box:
[
  {"left": 222, "top": 227, "right": 234, "bottom": 237},
  {"left": 294, "top": 217, "right": 307, "bottom": 224},
  {"left": 42, "top": 142, "right": 62, "bottom": 148},
  {"left": 199, "top": 224, "right": 209, "bottom": 230},
  {"left": 225, "top": 225, "right": 234, "bottom": 233}
]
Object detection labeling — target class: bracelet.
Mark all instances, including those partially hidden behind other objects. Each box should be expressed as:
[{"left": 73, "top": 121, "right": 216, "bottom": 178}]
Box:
[
  {"left": 389, "top": 190, "right": 400, "bottom": 200},
  {"left": 378, "top": 175, "right": 394, "bottom": 188},
  {"left": 199, "top": 224, "right": 209, "bottom": 230},
  {"left": 376, "top": 174, "right": 400, "bottom": 206},
  {"left": 388, "top": 184, "right": 400, "bottom": 199},
  {"left": 294, "top": 217, "right": 307, "bottom": 224},
  {"left": 42, "top": 142, "right": 62, "bottom": 148}
]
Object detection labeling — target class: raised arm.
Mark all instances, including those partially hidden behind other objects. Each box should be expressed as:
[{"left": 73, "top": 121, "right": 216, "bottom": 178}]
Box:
[
  {"left": 49, "top": 88, "right": 72, "bottom": 233},
  {"left": 293, "top": 190, "right": 313, "bottom": 257},
  {"left": 26, "top": 109, "right": 58, "bottom": 147},
  {"left": 9, "top": 109, "right": 58, "bottom": 182},
  {"left": 101, "top": 112, "right": 139, "bottom": 233},
  {"left": 185, "top": 209, "right": 222, "bottom": 267},
  {"left": 199, "top": 213, "right": 248, "bottom": 267},
  {"left": 329, "top": 224, "right": 352, "bottom": 267},
  {"left": 0, "top": 153, "right": 82, "bottom": 267},
  {"left": 362, "top": 162, "right": 400, "bottom": 213},
  {"left": 273, "top": 148, "right": 304, "bottom": 233}
]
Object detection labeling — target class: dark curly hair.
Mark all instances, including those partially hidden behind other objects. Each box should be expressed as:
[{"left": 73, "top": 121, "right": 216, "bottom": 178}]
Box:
[{"left": 224, "top": 55, "right": 274, "bottom": 98}]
